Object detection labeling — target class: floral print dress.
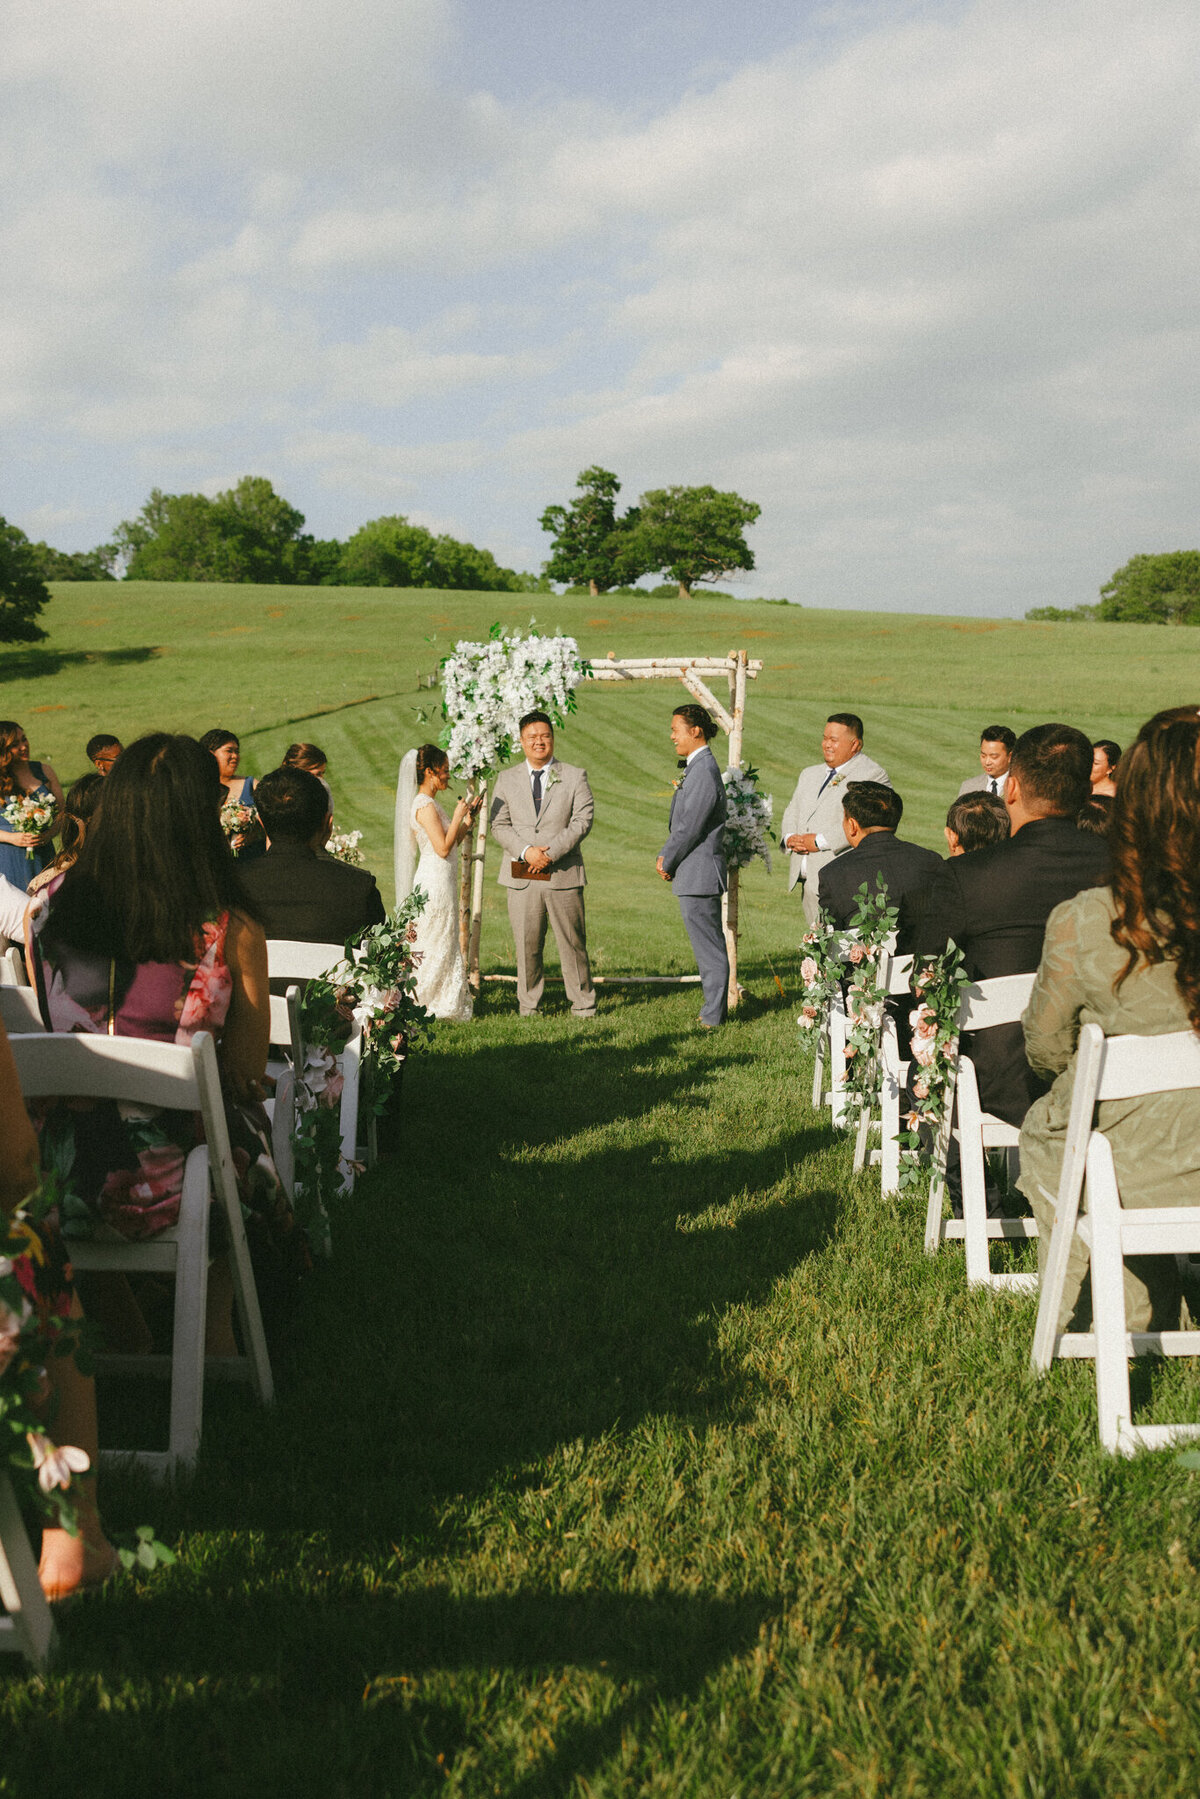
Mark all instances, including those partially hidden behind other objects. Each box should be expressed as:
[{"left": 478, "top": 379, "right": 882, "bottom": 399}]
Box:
[{"left": 34, "top": 914, "right": 307, "bottom": 1297}]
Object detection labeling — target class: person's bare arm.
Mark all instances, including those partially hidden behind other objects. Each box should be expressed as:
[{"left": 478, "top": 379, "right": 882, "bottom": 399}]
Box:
[
  {"left": 415, "top": 797, "right": 472, "bottom": 860},
  {"left": 0, "top": 1018, "right": 40, "bottom": 1217},
  {"left": 221, "top": 911, "right": 271, "bottom": 1102}
]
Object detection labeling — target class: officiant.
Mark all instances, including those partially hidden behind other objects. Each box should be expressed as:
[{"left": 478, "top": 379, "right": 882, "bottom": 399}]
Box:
[{"left": 490, "top": 712, "right": 597, "bottom": 1019}]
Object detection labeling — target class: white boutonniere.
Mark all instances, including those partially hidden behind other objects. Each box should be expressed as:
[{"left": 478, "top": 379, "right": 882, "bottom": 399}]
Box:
[
  {"left": 543, "top": 766, "right": 561, "bottom": 794},
  {"left": 829, "top": 772, "right": 844, "bottom": 789}
]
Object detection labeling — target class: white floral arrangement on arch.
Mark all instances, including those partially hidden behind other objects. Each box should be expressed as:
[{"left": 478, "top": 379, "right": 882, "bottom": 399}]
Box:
[
  {"left": 721, "top": 764, "right": 773, "bottom": 871},
  {"left": 325, "top": 828, "right": 364, "bottom": 866},
  {"left": 439, "top": 620, "right": 591, "bottom": 783}
]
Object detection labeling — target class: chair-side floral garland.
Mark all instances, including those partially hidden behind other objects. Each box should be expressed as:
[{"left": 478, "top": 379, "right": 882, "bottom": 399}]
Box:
[
  {"left": 292, "top": 889, "right": 434, "bottom": 1254},
  {"left": 896, "top": 944, "right": 972, "bottom": 1194},
  {"left": 797, "top": 886, "right": 897, "bottom": 1124},
  {"left": 1, "top": 1181, "right": 89, "bottom": 1530}
]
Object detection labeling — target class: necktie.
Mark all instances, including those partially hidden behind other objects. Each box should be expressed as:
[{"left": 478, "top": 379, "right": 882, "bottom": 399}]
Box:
[
  {"left": 988, "top": 777, "right": 998, "bottom": 795},
  {"left": 817, "top": 767, "right": 835, "bottom": 796},
  {"left": 532, "top": 769, "right": 543, "bottom": 814}
]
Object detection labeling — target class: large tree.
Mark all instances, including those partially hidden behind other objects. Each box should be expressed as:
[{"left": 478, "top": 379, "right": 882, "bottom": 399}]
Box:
[
  {"left": 539, "top": 467, "right": 642, "bottom": 596},
  {"left": 0, "top": 518, "right": 50, "bottom": 643},
  {"left": 1098, "top": 551, "right": 1200, "bottom": 625},
  {"left": 336, "top": 515, "right": 524, "bottom": 591},
  {"left": 26, "top": 541, "right": 116, "bottom": 582},
  {"left": 113, "top": 476, "right": 314, "bottom": 583},
  {"left": 627, "top": 485, "right": 760, "bottom": 598}
]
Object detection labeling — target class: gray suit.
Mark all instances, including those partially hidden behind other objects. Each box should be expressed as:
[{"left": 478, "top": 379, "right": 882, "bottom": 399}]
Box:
[
  {"left": 490, "top": 758, "right": 596, "bottom": 1016},
  {"left": 661, "top": 746, "right": 729, "bottom": 1026},
  {"left": 958, "top": 771, "right": 1010, "bottom": 798},
  {"left": 780, "top": 749, "right": 891, "bottom": 925}
]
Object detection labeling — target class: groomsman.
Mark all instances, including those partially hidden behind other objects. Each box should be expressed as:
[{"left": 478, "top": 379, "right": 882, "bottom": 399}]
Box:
[
  {"left": 490, "top": 711, "right": 596, "bottom": 1018},
  {"left": 780, "top": 714, "right": 890, "bottom": 925},
  {"left": 958, "top": 726, "right": 1016, "bottom": 798},
  {"left": 817, "top": 782, "right": 941, "bottom": 931},
  {"left": 657, "top": 705, "right": 729, "bottom": 1028}
]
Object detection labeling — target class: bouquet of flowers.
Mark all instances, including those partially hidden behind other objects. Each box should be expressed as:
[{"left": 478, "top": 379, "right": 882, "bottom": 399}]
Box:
[
  {"left": 721, "top": 764, "right": 773, "bottom": 871},
  {"left": 440, "top": 620, "right": 591, "bottom": 784},
  {"left": 1, "top": 791, "right": 56, "bottom": 863},
  {"left": 219, "top": 799, "right": 261, "bottom": 857},
  {"left": 325, "top": 829, "right": 364, "bottom": 867}
]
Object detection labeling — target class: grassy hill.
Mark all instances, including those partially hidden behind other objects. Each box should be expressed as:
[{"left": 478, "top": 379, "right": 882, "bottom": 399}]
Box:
[{"left": 6, "top": 583, "right": 1195, "bottom": 978}]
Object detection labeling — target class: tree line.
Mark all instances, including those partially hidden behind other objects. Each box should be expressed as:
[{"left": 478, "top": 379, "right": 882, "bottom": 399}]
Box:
[
  {"left": 1026, "top": 552, "right": 1200, "bottom": 625},
  {"left": 0, "top": 466, "right": 765, "bottom": 641}
]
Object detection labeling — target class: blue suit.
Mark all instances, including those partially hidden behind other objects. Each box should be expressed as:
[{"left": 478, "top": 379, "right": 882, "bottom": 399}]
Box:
[{"left": 661, "top": 746, "right": 730, "bottom": 1025}]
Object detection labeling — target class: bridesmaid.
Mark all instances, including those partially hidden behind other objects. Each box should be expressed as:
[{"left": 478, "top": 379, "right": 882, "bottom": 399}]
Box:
[
  {"left": 0, "top": 719, "right": 63, "bottom": 888},
  {"left": 200, "top": 727, "right": 262, "bottom": 858}
]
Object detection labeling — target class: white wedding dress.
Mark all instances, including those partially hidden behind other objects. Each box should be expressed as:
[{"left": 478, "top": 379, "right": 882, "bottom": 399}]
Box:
[{"left": 410, "top": 795, "right": 474, "bottom": 1021}]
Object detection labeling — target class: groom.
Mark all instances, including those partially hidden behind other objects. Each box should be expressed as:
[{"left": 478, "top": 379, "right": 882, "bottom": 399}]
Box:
[
  {"left": 657, "top": 704, "right": 729, "bottom": 1028},
  {"left": 490, "top": 711, "right": 597, "bottom": 1017}
]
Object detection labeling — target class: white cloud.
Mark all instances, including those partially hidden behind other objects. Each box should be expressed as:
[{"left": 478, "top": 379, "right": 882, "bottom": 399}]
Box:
[{"left": 3, "top": 0, "right": 1200, "bottom": 611}]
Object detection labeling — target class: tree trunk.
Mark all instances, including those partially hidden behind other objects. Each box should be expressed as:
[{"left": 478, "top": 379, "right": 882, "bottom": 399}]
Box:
[
  {"left": 678, "top": 580, "right": 691, "bottom": 599},
  {"left": 589, "top": 579, "right": 600, "bottom": 597}
]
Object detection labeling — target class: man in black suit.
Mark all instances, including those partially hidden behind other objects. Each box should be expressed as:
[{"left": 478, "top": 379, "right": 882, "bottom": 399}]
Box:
[
  {"left": 817, "top": 782, "right": 942, "bottom": 929},
  {"left": 239, "top": 767, "right": 386, "bottom": 945},
  {"left": 914, "top": 723, "right": 1109, "bottom": 1130}
]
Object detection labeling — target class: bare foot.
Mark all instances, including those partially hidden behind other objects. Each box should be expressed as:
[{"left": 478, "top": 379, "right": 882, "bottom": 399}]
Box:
[{"left": 38, "top": 1526, "right": 118, "bottom": 1603}]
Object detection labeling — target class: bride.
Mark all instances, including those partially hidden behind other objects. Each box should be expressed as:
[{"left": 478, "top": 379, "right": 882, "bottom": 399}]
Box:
[{"left": 394, "top": 744, "right": 480, "bottom": 1021}]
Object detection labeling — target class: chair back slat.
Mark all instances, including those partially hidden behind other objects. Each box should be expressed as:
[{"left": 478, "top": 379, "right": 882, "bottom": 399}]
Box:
[
  {"left": 11, "top": 1031, "right": 203, "bottom": 1110},
  {"left": 958, "top": 972, "right": 1037, "bottom": 1031},
  {"left": 881, "top": 952, "right": 913, "bottom": 997},
  {"left": 1095, "top": 1028, "right": 1200, "bottom": 1100},
  {"left": 265, "top": 939, "right": 342, "bottom": 983},
  {"left": 0, "top": 987, "right": 43, "bottom": 1034}
]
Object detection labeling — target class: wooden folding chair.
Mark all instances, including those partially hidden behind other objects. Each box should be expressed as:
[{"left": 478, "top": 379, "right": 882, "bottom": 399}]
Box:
[
  {"left": 266, "top": 939, "right": 371, "bottom": 1185},
  {"left": 851, "top": 952, "right": 913, "bottom": 1196},
  {"left": 1031, "top": 1023, "right": 1200, "bottom": 1454},
  {"left": 10, "top": 1031, "right": 274, "bottom": 1481},
  {"left": 0, "top": 1474, "right": 58, "bottom": 1669},
  {"left": 923, "top": 972, "right": 1039, "bottom": 1290}
]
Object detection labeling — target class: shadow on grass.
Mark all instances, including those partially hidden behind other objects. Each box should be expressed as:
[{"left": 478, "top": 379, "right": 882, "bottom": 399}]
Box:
[
  {"left": 51, "top": 1586, "right": 777, "bottom": 1796},
  {"left": 140, "top": 1021, "right": 842, "bottom": 1546},
  {"left": 0, "top": 644, "right": 164, "bottom": 683}
]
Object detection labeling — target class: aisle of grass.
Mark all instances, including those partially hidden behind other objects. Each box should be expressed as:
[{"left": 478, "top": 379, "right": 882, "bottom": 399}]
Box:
[{"left": 5, "top": 988, "right": 1200, "bottom": 1795}]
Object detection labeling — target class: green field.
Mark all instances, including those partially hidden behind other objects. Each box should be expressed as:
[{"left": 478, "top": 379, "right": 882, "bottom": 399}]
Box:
[
  {"left": 4, "top": 589, "right": 1200, "bottom": 1794},
  {"left": 6, "top": 582, "right": 1199, "bottom": 980}
]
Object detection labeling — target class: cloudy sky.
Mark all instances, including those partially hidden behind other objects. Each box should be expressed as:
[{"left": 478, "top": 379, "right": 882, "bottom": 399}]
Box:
[{"left": 4, "top": 0, "right": 1198, "bottom": 614}]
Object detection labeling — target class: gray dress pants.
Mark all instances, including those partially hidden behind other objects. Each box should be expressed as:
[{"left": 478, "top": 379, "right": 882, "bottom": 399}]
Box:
[
  {"left": 677, "top": 894, "right": 729, "bottom": 1026},
  {"left": 507, "top": 885, "right": 596, "bottom": 1016}
]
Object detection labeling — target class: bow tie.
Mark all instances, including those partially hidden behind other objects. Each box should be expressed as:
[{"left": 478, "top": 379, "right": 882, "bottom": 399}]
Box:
[{"left": 677, "top": 758, "right": 688, "bottom": 769}]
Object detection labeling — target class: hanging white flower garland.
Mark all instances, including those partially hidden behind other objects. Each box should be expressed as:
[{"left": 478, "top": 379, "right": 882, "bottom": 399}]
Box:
[{"left": 439, "top": 622, "right": 591, "bottom": 783}]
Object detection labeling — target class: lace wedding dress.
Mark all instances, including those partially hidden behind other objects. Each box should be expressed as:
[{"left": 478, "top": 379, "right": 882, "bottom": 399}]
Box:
[{"left": 410, "top": 795, "right": 474, "bottom": 1021}]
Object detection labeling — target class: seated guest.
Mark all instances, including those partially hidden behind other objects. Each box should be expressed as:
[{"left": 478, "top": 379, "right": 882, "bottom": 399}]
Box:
[
  {"left": 896, "top": 792, "right": 1010, "bottom": 952},
  {"left": 36, "top": 734, "right": 305, "bottom": 1345},
  {"left": 1090, "top": 738, "right": 1121, "bottom": 797},
  {"left": 1020, "top": 707, "right": 1200, "bottom": 1333},
  {"left": 28, "top": 772, "right": 104, "bottom": 901},
  {"left": 281, "top": 741, "right": 333, "bottom": 810},
  {"left": 958, "top": 725, "right": 1016, "bottom": 798},
  {"left": 1077, "top": 794, "right": 1113, "bottom": 837},
  {"left": 240, "top": 767, "right": 385, "bottom": 945},
  {"left": 1, "top": 1015, "right": 115, "bottom": 1600},
  {"left": 85, "top": 733, "right": 122, "bottom": 777},
  {"left": 915, "top": 723, "right": 1110, "bottom": 1131},
  {"left": 817, "top": 782, "right": 941, "bottom": 930}
]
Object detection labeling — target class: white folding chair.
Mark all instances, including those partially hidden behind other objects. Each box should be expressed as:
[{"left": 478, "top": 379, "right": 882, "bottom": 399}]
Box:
[
  {"left": 266, "top": 939, "right": 370, "bottom": 1187},
  {"left": 10, "top": 1031, "right": 274, "bottom": 1481},
  {"left": 851, "top": 952, "right": 913, "bottom": 1195},
  {"left": 923, "top": 972, "right": 1039, "bottom": 1290},
  {"left": 811, "top": 987, "right": 850, "bottom": 1127},
  {"left": 0, "top": 985, "right": 43, "bottom": 1034},
  {"left": 3, "top": 944, "right": 29, "bottom": 987},
  {"left": 1031, "top": 1024, "right": 1200, "bottom": 1454},
  {"left": 0, "top": 1474, "right": 57, "bottom": 1669}
]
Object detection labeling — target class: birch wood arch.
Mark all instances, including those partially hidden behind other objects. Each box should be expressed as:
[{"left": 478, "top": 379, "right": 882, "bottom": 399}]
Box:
[{"left": 452, "top": 649, "right": 763, "bottom": 1008}]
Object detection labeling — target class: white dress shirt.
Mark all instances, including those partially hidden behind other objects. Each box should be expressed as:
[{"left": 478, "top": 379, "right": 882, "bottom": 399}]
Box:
[{"left": 522, "top": 759, "right": 554, "bottom": 859}]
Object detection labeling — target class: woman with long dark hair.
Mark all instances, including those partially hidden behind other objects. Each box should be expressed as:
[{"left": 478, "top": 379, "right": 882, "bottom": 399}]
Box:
[
  {"left": 35, "top": 734, "right": 305, "bottom": 1346},
  {"left": 0, "top": 719, "right": 63, "bottom": 887},
  {"left": 1020, "top": 705, "right": 1200, "bottom": 1331}
]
